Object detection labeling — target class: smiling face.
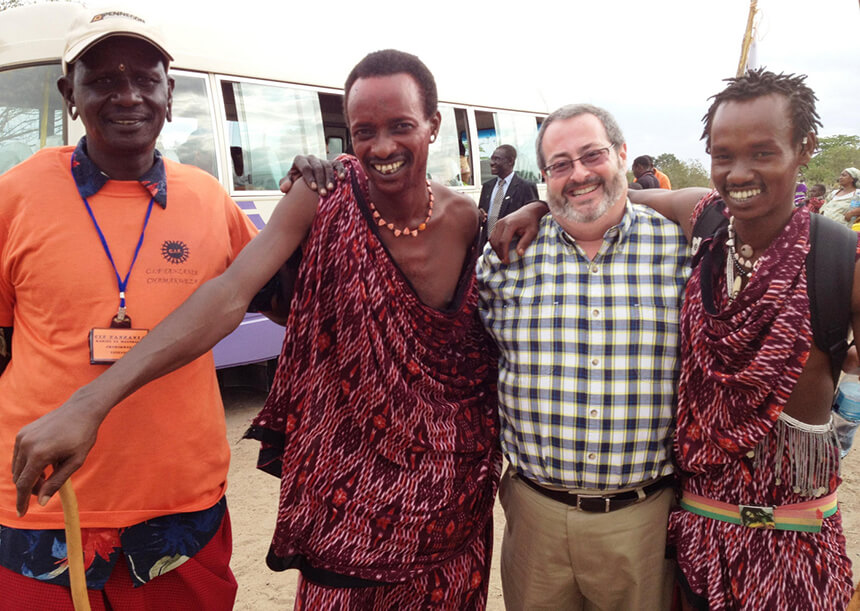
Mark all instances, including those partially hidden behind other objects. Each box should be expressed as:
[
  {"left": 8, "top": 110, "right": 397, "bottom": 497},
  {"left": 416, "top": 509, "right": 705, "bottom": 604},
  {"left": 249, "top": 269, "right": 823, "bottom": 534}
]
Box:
[
  {"left": 540, "top": 113, "right": 627, "bottom": 226},
  {"left": 709, "top": 93, "right": 813, "bottom": 221},
  {"left": 346, "top": 73, "right": 440, "bottom": 199},
  {"left": 59, "top": 37, "right": 173, "bottom": 173},
  {"left": 489, "top": 147, "right": 514, "bottom": 178}
]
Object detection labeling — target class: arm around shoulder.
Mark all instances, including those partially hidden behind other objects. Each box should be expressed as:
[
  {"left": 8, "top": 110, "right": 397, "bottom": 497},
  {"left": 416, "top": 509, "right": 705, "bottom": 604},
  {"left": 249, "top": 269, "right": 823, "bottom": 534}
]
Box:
[
  {"left": 490, "top": 200, "right": 549, "bottom": 263},
  {"left": 627, "top": 187, "right": 709, "bottom": 239}
]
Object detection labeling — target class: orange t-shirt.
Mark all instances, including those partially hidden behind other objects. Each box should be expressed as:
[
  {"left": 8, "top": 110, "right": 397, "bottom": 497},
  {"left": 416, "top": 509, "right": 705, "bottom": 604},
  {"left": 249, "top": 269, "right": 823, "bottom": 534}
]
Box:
[
  {"left": 0, "top": 147, "right": 257, "bottom": 529},
  {"left": 655, "top": 169, "right": 672, "bottom": 190}
]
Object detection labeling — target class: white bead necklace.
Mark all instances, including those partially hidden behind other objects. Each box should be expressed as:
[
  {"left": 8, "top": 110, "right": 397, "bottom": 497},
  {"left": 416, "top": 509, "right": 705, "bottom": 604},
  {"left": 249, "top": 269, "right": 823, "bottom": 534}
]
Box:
[{"left": 725, "top": 216, "right": 759, "bottom": 301}]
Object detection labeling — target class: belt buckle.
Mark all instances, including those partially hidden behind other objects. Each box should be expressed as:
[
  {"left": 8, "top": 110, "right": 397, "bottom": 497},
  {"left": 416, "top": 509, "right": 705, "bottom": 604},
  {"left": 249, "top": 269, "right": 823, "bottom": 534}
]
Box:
[
  {"left": 739, "top": 504, "right": 776, "bottom": 529},
  {"left": 576, "top": 494, "right": 611, "bottom": 513}
]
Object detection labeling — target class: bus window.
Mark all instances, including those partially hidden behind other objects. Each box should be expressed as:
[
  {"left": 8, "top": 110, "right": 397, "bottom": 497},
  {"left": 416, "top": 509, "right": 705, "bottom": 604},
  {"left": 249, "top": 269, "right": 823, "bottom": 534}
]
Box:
[
  {"left": 0, "top": 64, "right": 65, "bottom": 174},
  {"left": 496, "top": 111, "right": 542, "bottom": 183},
  {"left": 157, "top": 73, "right": 218, "bottom": 178},
  {"left": 454, "top": 108, "right": 472, "bottom": 186},
  {"left": 221, "top": 80, "right": 326, "bottom": 192},
  {"left": 427, "top": 105, "right": 463, "bottom": 187},
  {"left": 474, "top": 109, "right": 542, "bottom": 184},
  {"left": 474, "top": 110, "right": 497, "bottom": 182},
  {"left": 327, "top": 136, "right": 344, "bottom": 159},
  {"left": 318, "top": 92, "right": 349, "bottom": 159}
]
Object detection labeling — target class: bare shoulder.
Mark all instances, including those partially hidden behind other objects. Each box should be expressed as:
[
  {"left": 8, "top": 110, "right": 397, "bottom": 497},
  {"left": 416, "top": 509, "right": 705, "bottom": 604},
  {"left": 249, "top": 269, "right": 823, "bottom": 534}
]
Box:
[{"left": 431, "top": 182, "right": 479, "bottom": 244}]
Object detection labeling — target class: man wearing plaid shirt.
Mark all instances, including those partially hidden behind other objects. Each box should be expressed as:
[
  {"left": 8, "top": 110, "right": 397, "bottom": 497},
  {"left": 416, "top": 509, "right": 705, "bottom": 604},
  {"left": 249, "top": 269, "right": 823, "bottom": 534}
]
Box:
[{"left": 477, "top": 103, "right": 689, "bottom": 610}]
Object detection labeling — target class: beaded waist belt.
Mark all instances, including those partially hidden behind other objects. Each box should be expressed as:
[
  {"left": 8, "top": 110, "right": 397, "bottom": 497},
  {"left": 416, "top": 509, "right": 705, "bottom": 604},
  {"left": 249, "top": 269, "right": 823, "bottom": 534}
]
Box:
[{"left": 680, "top": 489, "right": 838, "bottom": 533}]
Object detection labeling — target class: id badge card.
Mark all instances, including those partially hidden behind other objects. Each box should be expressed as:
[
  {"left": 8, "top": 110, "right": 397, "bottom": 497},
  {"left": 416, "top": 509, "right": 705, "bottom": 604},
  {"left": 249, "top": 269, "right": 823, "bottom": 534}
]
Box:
[{"left": 89, "top": 327, "right": 149, "bottom": 364}]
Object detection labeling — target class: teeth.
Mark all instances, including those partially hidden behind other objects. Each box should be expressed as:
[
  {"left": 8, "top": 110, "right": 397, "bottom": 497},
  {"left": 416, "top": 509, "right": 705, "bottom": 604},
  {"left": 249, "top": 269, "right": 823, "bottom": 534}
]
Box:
[
  {"left": 571, "top": 184, "right": 599, "bottom": 196},
  {"left": 729, "top": 188, "right": 761, "bottom": 200},
  {"left": 114, "top": 120, "right": 140, "bottom": 125},
  {"left": 373, "top": 161, "right": 404, "bottom": 175}
]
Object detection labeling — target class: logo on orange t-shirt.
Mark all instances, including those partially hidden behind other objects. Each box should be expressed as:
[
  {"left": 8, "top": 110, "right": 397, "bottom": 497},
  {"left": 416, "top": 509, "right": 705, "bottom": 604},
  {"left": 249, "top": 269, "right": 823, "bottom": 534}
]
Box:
[{"left": 161, "top": 240, "right": 189, "bottom": 264}]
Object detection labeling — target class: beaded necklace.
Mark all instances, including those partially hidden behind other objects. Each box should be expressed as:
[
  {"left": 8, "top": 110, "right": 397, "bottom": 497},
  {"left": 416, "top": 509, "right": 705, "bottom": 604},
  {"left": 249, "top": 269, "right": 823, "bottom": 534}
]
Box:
[
  {"left": 725, "top": 215, "right": 759, "bottom": 301},
  {"left": 368, "top": 179, "right": 434, "bottom": 237}
]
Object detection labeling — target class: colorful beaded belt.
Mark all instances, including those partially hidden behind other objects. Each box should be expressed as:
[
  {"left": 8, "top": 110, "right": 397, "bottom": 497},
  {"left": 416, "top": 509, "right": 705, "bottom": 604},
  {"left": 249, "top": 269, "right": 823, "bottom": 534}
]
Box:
[{"left": 680, "top": 490, "right": 837, "bottom": 533}]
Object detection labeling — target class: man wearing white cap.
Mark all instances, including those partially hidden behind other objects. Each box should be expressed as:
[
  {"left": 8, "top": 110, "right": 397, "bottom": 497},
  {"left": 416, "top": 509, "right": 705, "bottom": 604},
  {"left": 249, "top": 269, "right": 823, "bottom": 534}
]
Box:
[{"left": 0, "top": 7, "right": 256, "bottom": 608}]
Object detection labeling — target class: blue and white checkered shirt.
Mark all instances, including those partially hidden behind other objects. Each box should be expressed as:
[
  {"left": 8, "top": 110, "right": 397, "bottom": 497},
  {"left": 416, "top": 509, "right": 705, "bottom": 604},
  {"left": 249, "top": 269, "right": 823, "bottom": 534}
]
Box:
[{"left": 477, "top": 202, "right": 689, "bottom": 490}]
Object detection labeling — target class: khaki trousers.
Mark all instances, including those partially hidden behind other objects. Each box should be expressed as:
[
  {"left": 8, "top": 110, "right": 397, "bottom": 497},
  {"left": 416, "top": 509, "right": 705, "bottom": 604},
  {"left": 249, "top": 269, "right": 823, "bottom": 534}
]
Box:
[{"left": 499, "top": 467, "right": 674, "bottom": 610}]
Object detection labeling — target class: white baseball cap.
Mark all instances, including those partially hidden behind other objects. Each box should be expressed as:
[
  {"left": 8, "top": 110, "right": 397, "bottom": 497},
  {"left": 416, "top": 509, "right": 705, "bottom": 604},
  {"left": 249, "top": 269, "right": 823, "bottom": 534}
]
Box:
[{"left": 62, "top": 8, "right": 173, "bottom": 74}]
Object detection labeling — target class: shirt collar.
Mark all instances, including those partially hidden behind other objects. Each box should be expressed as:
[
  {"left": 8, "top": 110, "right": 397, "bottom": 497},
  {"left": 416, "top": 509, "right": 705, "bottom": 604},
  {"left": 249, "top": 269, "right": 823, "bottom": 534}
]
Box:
[
  {"left": 554, "top": 199, "right": 637, "bottom": 249},
  {"left": 71, "top": 137, "right": 168, "bottom": 208}
]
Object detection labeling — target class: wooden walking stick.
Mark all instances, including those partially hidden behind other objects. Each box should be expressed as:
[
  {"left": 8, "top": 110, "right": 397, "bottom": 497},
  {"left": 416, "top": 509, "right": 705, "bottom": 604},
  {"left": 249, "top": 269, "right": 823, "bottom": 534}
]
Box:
[
  {"left": 59, "top": 479, "right": 92, "bottom": 611},
  {"left": 848, "top": 583, "right": 860, "bottom": 611}
]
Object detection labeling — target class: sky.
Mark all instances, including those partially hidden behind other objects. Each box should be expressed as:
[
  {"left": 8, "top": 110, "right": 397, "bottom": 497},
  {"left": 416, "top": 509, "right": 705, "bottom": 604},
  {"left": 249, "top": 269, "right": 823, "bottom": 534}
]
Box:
[{"left": 95, "top": 0, "right": 858, "bottom": 168}]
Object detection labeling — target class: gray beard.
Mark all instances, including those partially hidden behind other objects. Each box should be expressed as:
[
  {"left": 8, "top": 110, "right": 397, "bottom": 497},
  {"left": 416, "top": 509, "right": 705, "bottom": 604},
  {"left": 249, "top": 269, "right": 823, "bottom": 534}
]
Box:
[{"left": 547, "top": 165, "right": 626, "bottom": 224}]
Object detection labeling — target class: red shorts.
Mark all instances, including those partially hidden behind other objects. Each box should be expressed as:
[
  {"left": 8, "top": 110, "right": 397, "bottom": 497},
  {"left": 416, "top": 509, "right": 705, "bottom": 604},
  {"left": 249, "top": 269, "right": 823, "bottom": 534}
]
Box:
[{"left": 0, "top": 509, "right": 237, "bottom": 611}]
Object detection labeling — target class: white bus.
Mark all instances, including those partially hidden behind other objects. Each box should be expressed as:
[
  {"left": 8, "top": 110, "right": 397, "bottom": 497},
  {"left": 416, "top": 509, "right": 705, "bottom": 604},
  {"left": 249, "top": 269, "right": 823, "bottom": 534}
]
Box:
[{"left": 0, "top": 2, "right": 548, "bottom": 369}]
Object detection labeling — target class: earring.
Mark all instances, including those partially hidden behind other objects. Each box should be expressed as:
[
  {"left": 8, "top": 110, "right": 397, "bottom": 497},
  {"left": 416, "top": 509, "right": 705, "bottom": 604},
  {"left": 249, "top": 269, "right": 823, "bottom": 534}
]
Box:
[
  {"left": 430, "top": 134, "right": 436, "bottom": 143},
  {"left": 70, "top": 105, "right": 78, "bottom": 120}
]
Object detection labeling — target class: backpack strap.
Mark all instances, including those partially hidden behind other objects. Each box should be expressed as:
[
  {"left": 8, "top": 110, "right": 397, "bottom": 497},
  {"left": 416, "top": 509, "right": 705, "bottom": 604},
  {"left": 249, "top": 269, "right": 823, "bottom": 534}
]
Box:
[
  {"left": 690, "top": 199, "right": 728, "bottom": 267},
  {"left": 807, "top": 213, "right": 857, "bottom": 385}
]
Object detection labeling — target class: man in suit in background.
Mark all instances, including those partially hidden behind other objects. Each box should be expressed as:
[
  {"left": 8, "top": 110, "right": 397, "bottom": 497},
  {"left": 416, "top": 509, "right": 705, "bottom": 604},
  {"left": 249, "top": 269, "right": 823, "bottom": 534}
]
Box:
[{"left": 479, "top": 144, "right": 539, "bottom": 246}]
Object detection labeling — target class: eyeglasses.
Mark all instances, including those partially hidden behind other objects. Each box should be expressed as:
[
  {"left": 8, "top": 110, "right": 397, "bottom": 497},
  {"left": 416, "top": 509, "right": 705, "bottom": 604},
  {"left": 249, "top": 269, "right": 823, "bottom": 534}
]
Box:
[{"left": 543, "top": 146, "right": 613, "bottom": 178}]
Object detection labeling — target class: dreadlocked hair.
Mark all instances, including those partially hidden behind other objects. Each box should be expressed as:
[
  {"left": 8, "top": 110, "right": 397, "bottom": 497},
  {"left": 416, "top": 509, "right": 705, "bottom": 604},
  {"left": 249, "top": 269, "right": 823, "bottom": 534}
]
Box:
[{"left": 701, "top": 68, "right": 821, "bottom": 153}]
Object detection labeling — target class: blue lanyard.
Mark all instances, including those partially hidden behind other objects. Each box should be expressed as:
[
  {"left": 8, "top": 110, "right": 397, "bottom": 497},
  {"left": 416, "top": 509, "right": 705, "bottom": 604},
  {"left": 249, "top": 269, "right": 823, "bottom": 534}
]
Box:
[{"left": 72, "top": 158, "right": 155, "bottom": 321}]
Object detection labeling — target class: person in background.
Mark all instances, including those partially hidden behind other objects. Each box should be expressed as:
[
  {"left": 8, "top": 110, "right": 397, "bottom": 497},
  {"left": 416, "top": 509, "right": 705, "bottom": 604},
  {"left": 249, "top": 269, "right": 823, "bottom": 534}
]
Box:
[
  {"left": 477, "top": 144, "right": 539, "bottom": 247},
  {"left": 633, "top": 154, "right": 673, "bottom": 189},
  {"left": 0, "top": 8, "right": 257, "bottom": 609},
  {"left": 802, "top": 182, "right": 827, "bottom": 213},
  {"left": 821, "top": 167, "right": 860, "bottom": 227},
  {"left": 647, "top": 156, "right": 673, "bottom": 189},
  {"left": 459, "top": 140, "right": 472, "bottom": 185},
  {"left": 632, "top": 154, "right": 661, "bottom": 189},
  {"left": 794, "top": 176, "right": 808, "bottom": 205}
]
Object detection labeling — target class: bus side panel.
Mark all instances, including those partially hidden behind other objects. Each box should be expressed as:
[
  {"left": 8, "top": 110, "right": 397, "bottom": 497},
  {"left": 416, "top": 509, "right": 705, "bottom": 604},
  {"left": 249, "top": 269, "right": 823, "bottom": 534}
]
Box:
[{"left": 212, "top": 313, "right": 284, "bottom": 368}]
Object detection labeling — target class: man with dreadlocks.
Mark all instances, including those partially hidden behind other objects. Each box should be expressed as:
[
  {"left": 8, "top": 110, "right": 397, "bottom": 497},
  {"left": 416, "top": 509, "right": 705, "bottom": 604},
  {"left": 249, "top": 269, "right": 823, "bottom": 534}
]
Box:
[
  {"left": 489, "top": 69, "right": 858, "bottom": 610},
  {"left": 615, "top": 69, "right": 857, "bottom": 610}
]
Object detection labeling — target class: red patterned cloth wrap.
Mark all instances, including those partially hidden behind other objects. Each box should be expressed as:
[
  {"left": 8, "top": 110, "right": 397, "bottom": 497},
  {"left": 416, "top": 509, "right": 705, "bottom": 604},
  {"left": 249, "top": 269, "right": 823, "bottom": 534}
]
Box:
[
  {"left": 669, "top": 193, "right": 853, "bottom": 609},
  {"left": 246, "top": 156, "right": 501, "bottom": 594}
]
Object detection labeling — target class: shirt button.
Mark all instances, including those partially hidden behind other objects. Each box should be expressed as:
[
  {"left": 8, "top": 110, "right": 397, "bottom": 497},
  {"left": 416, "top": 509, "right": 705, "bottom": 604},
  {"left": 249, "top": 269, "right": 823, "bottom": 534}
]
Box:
[
  {"left": 589, "top": 409, "right": 598, "bottom": 417},
  {"left": 590, "top": 264, "right": 600, "bottom": 274},
  {"left": 588, "top": 453, "right": 597, "bottom": 461},
  {"left": 591, "top": 358, "right": 600, "bottom": 366},
  {"left": 591, "top": 309, "right": 600, "bottom": 317}
]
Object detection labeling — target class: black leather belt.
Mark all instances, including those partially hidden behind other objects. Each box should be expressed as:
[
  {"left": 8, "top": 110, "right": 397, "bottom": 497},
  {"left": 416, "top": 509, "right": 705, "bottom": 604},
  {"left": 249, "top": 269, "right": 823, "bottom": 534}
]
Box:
[{"left": 519, "top": 475, "right": 673, "bottom": 513}]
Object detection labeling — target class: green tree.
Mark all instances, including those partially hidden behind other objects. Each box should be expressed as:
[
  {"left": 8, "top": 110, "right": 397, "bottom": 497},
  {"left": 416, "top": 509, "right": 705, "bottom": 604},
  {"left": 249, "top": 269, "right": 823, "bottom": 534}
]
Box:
[
  {"left": 651, "top": 153, "right": 710, "bottom": 189},
  {"left": 806, "top": 135, "right": 860, "bottom": 189}
]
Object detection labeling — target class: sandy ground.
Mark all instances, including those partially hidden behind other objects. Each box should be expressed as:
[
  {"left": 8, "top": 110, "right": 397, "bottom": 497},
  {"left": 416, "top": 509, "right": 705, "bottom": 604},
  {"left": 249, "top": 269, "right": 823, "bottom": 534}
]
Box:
[{"left": 223, "top": 386, "right": 860, "bottom": 610}]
